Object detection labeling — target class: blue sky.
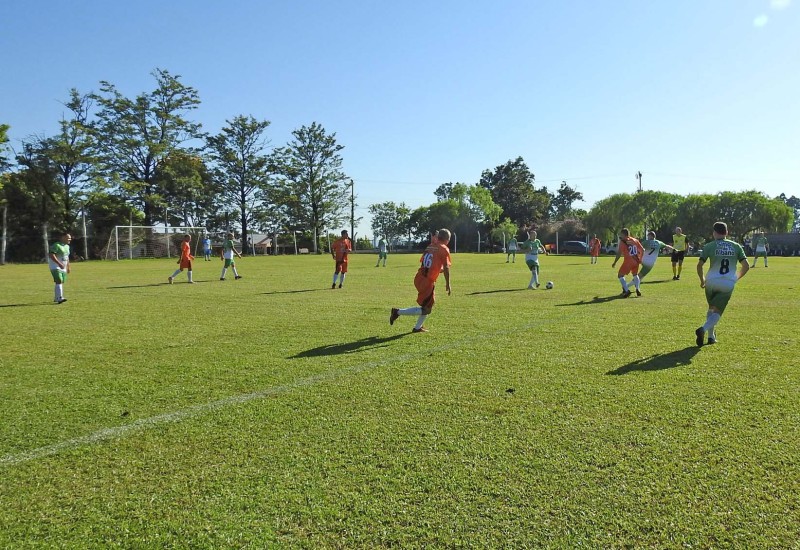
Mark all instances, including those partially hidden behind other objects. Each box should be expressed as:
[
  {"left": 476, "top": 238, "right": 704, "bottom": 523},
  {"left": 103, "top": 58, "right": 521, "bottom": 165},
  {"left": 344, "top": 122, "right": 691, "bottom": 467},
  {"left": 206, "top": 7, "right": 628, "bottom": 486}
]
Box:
[{"left": 2, "top": 0, "right": 798, "bottom": 236}]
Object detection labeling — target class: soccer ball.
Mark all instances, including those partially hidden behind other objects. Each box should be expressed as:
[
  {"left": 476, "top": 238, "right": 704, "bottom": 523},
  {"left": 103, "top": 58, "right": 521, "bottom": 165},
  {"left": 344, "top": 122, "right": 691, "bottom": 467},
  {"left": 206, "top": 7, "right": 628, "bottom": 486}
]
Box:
[{"left": 545, "top": 281, "right": 554, "bottom": 289}]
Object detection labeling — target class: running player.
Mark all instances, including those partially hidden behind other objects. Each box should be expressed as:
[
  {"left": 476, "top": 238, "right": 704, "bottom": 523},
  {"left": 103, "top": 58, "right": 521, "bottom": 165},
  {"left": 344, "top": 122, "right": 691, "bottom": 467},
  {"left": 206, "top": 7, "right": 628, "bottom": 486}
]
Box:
[
  {"left": 331, "top": 230, "right": 352, "bottom": 288},
  {"left": 389, "top": 228, "right": 452, "bottom": 333},
  {"left": 695, "top": 221, "right": 749, "bottom": 346},
  {"left": 611, "top": 228, "right": 644, "bottom": 297},
  {"left": 639, "top": 231, "right": 674, "bottom": 281},
  {"left": 219, "top": 232, "right": 243, "bottom": 280}
]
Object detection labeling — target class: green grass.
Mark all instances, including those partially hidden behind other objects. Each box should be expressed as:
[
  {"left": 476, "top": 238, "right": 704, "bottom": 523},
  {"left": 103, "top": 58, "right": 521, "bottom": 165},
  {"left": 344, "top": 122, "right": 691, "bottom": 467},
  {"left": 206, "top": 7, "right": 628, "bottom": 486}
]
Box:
[{"left": 1, "top": 253, "right": 798, "bottom": 548}]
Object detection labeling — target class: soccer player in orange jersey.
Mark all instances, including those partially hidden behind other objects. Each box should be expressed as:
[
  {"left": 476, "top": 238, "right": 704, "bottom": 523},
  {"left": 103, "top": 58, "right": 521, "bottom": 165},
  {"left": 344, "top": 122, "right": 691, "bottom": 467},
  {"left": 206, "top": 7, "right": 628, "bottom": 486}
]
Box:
[
  {"left": 589, "top": 234, "right": 602, "bottom": 264},
  {"left": 168, "top": 234, "right": 195, "bottom": 284},
  {"left": 389, "top": 228, "right": 452, "bottom": 333},
  {"left": 611, "top": 228, "right": 643, "bottom": 297},
  {"left": 331, "top": 230, "right": 352, "bottom": 289}
]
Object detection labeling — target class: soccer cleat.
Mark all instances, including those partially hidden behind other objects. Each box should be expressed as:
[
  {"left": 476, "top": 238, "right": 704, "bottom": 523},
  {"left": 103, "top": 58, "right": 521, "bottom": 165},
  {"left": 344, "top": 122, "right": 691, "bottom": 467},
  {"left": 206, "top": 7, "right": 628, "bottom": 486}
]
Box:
[
  {"left": 412, "top": 326, "right": 428, "bottom": 333},
  {"left": 331, "top": 283, "right": 336, "bottom": 289},
  {"left": 672, "top": 276, "right": 678, "bottom": 280},
  {"left": 389, "top": 308, "right": 399, "bottom": 325},
  {"left": 527, "top": 285, "right": 534, "bottom": 290},
  {"left": 695, "top": 327, "right": 705, "bottom": 347},
  {"left": 338, "top": 284, "right": 342, "bottom": 289},
  {"left": 622, "top": 290, "right": 631, "bottom": 298},
  {"left": 168, "top": 276, "right": 173, "bottom": 284},
  {"left": 676, "top": 275, "right": 681, "bottom": 280},
  {"left": 635, "top": 289, "right": 642, "bottom": 297},
  {"left": 57, "top": 298, "right": 67, "bottom": 304},
  {"left": 220, "top": 278, "right": 225, "bottom": 281},
  {"left": 707, "top": 337, "right": 717, "bottom": 345},
  {"left": 235, "top": 275, "right": 242, "bottom": 280},
  {"left": 536, "top": 283, "right": 540, "bottom": 288}
]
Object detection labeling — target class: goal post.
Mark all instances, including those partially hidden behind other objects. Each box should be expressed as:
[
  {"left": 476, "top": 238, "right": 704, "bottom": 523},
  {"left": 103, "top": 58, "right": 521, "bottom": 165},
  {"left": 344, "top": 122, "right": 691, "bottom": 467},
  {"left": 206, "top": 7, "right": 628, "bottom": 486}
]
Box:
[{"left": 104, "top": 226, "right": 208, "bottom": 260}]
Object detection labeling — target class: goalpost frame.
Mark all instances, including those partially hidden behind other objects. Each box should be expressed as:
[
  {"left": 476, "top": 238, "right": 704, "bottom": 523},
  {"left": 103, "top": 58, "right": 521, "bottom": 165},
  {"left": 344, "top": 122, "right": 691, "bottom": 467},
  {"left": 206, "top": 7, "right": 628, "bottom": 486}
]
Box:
[{"left": 108, "top": 226, "right": 207, "bottom": 260}]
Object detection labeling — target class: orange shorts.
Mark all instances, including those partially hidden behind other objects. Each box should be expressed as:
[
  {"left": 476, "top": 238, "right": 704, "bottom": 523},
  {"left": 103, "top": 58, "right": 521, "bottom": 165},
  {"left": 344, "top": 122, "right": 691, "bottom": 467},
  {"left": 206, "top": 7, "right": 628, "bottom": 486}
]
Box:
[
  {"left": 414, "top": 272, "right": 435, "bottom": 312},
  {"left": 179, "top": 258, "right": 193, "bottom": 270},
  {"left": 335, "top": 260, "right": 348, "bottom": 274},
  {"left": 618, "top": 257, "right": 640, "bottom": 277}
]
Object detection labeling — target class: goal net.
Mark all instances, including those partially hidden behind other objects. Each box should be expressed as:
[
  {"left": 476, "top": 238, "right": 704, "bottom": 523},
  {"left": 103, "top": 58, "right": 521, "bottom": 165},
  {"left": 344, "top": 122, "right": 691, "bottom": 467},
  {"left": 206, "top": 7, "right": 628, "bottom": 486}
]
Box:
[{"left": 104, "top": 226, "right": 208, "bottom": 260}]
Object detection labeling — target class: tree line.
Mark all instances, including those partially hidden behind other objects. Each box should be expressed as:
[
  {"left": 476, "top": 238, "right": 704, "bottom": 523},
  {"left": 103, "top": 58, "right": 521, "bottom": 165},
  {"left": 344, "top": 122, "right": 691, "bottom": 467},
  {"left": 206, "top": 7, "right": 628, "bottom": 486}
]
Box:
[
  {"left": 2, "top": 70, "right": 798, "bottom": 261},
  {"left": 0, "top": 69, "right": 351, "bottom": 262},
  {"left": 369, "top": 158, "right": 798, "bottom": 251}
]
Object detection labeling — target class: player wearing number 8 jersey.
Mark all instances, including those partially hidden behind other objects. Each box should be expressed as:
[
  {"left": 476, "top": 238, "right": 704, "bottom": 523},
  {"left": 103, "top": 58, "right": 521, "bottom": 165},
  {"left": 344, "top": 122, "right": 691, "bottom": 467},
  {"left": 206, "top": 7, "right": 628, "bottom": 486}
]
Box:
[
  {"left": 389, "top": 228, "right": 452, "bottom": 333},
  {"left": 695, "top": 222, "right": 749, "bottom": 346},
  {"left": 611, "top": 228, "right": 644, "bottom": 297}
]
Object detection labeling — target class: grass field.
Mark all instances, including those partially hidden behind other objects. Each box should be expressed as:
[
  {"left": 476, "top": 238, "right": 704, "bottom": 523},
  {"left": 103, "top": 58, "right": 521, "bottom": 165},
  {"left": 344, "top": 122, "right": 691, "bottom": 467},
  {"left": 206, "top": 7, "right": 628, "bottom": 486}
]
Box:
[{"left": 1, "top": 252, "right": 798, "bottom": 548}]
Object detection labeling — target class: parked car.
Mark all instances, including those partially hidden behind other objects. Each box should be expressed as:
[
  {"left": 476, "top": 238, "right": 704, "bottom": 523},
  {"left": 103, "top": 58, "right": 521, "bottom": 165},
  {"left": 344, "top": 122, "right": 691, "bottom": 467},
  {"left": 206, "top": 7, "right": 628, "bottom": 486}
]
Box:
[{"left": 560, "top": 241, "right": 589, "bottom": 254}]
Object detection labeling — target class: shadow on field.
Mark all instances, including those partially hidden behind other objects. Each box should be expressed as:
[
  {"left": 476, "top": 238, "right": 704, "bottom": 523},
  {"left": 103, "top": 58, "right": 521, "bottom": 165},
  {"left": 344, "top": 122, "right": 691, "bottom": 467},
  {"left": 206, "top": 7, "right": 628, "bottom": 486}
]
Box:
[
  {"left": 262, "top": 289, "right": 326, "bottom": 295},
  {"left": 466, "top": 288, "right": 528, "bottom": 295},
  {"left": 642, "top": 279, "right": 673, "bottom": 285},
  {"left": 606, "top": 346, "right": 701, "bottom": 375},
  {"left": 107, "top": 283, "right": 179, "bottom": 289},
  {"left": 291, "top": 334, "right": 407, "bottom": 358},
  {"left": 556, "top": 294, "right": 628, "bottom": 306},
  {"left": 0, "top": 302, "right": 51, "bottom": 308}
]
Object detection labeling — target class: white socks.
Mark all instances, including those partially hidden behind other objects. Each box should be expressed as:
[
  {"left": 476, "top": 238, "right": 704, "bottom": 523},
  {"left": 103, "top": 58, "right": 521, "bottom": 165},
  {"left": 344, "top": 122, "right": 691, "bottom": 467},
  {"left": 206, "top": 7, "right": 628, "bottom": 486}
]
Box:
[
  {"left": 398, "top": 307, "right": 422, "bottom": 316},
  {"left": 221, "top": 268, "right": 227, "bottom": 279},
  {"left": 414, "top": 315, "right": 428, "bottom": 330},
  {"left": 619, "top": 277, "right": 629, "bottom": 291},
  {"left": 632, "top": 275, "right": 640, "bottom": 291},
  {"left": 171, "top": 269, "right": 182, "bottom": 279},
  {"left": 55, "top": 284, "right": 63, "bottom": 301},
  {"left": 702, "top": 312, "right": 721, "bottom": 332}
]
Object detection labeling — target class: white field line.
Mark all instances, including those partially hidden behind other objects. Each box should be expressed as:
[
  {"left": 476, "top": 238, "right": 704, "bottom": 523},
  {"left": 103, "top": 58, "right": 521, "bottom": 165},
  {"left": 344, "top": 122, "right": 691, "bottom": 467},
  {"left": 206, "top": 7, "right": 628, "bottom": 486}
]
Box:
[{"left": 1, "top": 340, "right": 468, "bottom": 468}]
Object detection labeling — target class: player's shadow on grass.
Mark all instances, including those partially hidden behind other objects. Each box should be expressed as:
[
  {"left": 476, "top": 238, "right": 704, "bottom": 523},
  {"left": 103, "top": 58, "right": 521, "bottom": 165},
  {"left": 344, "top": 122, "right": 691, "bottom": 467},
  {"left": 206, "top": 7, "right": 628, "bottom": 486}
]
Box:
[
  {"left": 262, "top": 289, "right": 325, "bottom": 295},
  {"left": 466, "top": 289, "right": 528, "bottom": 295},
  {"left": 556, "top": 294, "right": 627, "bottom": 306},
  {"left": 291, "top": 334, "right": 407, "bottom": 358},
  {"left": 0, "top": 302, "right": 51, "bottom": 308},
  {"left": 107, "top": 283, "right": 177, "bottom": 289},
  {"left": 643, "top": 279, "right": 673, "bottom": 285},
  {"left": 606, "top": 346, "right": 701, "bottom": 375}
]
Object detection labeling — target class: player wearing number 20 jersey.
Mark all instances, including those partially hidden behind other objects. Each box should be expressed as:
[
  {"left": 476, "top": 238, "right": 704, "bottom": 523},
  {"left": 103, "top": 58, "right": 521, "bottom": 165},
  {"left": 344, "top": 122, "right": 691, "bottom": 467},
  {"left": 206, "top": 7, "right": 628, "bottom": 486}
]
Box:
[{"left": 695, "top": 221, "right": 749, "bottom": 346}]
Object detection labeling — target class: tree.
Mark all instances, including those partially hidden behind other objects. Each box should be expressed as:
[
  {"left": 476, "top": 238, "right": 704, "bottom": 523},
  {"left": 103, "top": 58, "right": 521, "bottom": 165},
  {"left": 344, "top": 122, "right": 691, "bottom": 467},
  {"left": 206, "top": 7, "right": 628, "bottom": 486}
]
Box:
[
  {"left": 549, "top": 181, "right": 584, "bottom": 220},
  {"left": 0, "top": 124, "right": 10, "bottom": 173},
  {"left": 777, "top": 193, "right": 800, "bottom": 233},
  {"left": 91, "top": 69, "right": 203, "bottom": 226},
  {"left": 206, "top": 115, "right": 271, "bottom": 246},
  {"left": 479, "top": 157, "right": 549, "bottom": 226},
  {"left": 270, "top": 122, "right": 349, "bottom": 253},
  {"left": 369, "top": 201, "right": 411, "bottom": 246},
  {"left": 156, "top": 151, "right": 217, "bottom": 228}
]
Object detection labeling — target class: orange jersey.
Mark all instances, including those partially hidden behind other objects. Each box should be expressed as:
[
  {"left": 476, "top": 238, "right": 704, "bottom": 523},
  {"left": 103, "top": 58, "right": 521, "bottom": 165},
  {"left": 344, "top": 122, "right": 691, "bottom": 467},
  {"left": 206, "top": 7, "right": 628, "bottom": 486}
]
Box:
[
  {"left": 619, "top": 237, "right": 643, "bottom": 262},
  {"left": 332, "top": 238, "right": 352, "bottom": 262},
  {"left": 180, "top": 241, "right": 193, "bottom": 261},
  {"left": 418, "top": 243, "right": 451, "bottom": 283},
  {"left": 589, "top": 238, "right": 601, "bottom": 255}
]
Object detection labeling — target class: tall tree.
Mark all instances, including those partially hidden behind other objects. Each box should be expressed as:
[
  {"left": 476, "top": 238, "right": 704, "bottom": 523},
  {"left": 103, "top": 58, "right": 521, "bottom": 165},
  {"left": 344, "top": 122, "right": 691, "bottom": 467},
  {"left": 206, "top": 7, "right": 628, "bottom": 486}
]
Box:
[
  {"left": 270, "top": 122, "right": 349, "bottom": 253},
  {"left": 206, "top": 115, "right": 271, "bottom": 245},
  {"left": 777, "top": 193, "right": 800, "bottom": 233},
  {"left": 0, "top": 124, "right": 10, "bottom": 173},
  {"left": 369, "top": 201, "right": 411, "bottom": 245},
  {"left": 91, "top": 69, "right": 203, "bottom": 225},
  {"left": 155, "top": 150, "right": 217, "bottom": 228},
  {"left": 479, "top": 157, "right": 549, "bottom": 226},
  {"left": 549, "top": 181, "right": 584, "bottom": 220}
]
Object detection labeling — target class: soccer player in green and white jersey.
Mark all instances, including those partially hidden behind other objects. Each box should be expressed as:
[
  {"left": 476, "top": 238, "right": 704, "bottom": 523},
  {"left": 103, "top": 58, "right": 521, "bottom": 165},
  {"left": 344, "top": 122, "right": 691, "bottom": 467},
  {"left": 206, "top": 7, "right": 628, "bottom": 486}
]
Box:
[
  {"left": 519, "top": 231, "right": 547, "bottom": 289},
  {"left": 219, "top": 233, "right": 243, "bottom": 280},
  {"left": 751, "top": 231, "right": 769, "bottom": 267},
  {"left": 695, "top": 221, "right": 749, "bottom": 346},
  {"left": 376, "top": 238, "right": 388, "bottom": 267},
  {"left": 48, "top": 232, "right": 72, "bottom": 304},
  {"left": 639, "top": 231, "right": 674, "bottom": 281}
]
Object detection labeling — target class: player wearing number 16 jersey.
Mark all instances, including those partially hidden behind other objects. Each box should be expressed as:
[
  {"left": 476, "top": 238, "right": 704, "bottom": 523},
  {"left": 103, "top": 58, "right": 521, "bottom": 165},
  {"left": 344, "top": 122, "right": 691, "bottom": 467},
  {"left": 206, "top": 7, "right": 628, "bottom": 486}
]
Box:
[
  {"left": 389, "top": 228, "right": 452, "bottom": 333},
  {"left": 695, "top": 222, "right": 749, "bottom": 346},
  {"left": 611, "top": 228, "right": 643, "bottom": 297}
]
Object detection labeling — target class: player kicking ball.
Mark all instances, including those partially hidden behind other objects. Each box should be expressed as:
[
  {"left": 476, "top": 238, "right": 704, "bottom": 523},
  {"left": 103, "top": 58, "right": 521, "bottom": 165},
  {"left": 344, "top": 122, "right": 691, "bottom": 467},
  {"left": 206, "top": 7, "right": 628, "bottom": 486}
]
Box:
[
  {"left": 519, "top": 231, "right": 547, "bottom": 289},
  {"left": 220, "top": 233, "right": 243, "bottom": 280},
  {"left": 612, "top": 228, "right": 643, "bottom": 297}
]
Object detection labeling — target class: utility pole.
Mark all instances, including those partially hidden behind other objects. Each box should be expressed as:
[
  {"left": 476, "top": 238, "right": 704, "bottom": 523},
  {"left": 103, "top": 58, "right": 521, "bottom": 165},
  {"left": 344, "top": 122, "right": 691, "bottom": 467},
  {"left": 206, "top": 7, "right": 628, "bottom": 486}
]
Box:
[
  {"left": 636, "top": 171, "right": 643, "bottom": 193},
  {"left": 349, "top": 178, "right": 355, "bottom": 247}
]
